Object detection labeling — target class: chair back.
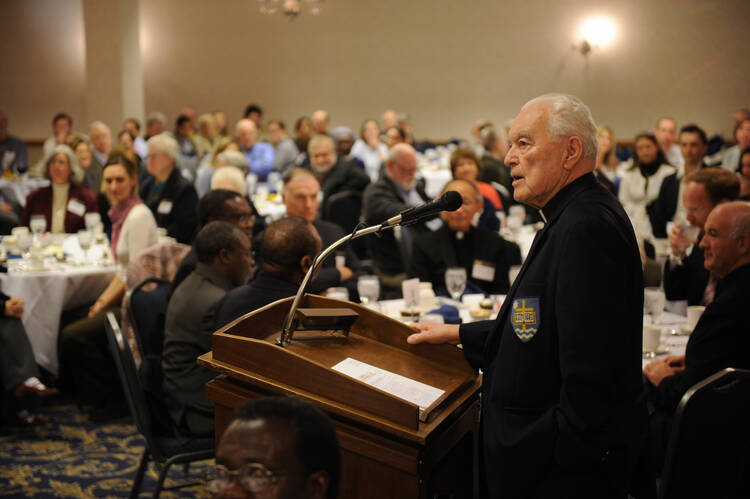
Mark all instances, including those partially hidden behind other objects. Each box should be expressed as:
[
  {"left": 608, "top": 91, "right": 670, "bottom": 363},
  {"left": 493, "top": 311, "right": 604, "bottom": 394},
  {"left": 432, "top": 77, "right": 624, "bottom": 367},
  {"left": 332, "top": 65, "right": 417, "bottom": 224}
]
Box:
[
  {"left": 323, "top": 190, "right": 367, "bottom": 259},
  {"left": 127, "top": 277, "right": 172, "bottom": 358},
  {"left": 104, "top": 312, "right": 161, "bottom": 456},
  {"left": 659, "top": 367, "right": 750, "bottom": 499}
]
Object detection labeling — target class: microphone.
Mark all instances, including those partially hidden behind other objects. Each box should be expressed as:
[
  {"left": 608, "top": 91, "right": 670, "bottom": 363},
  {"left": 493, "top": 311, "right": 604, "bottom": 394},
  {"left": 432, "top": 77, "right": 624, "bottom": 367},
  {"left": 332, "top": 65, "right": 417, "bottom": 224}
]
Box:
[{"left": 384, "top": 190, "right": 463, "bottom": 227}]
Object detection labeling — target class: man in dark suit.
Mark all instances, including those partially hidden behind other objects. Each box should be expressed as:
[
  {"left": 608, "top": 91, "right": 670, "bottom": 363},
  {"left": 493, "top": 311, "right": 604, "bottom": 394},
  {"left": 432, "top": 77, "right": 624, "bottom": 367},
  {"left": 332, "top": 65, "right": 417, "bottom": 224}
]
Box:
[
  {"left": 306, "top": 134, "right": 369, "bottom": 211},
  {"left": 408, "top": 94, "right": 646, "bottom": 497},
  {"left": 162, "top": 221, "right": 253, "bottom": 437},
  {"left": 215, "top": 217, "right": 321, "bottom": 329},
  {"left": 644, "top": 201, "right": 750, "bottom": 469},
  {"left": 409, "top": 179, "right": 521, "bottom": 295},
  {"left": 362, "top": 143, "right": 436, "bottom": 293},
  {"left": 663, "top": 167, "right": 739, "bottom": 306}
]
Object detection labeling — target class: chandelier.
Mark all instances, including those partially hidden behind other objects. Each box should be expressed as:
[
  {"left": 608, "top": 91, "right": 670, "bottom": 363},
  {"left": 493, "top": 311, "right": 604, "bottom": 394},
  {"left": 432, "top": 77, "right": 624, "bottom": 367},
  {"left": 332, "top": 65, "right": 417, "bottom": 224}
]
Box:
[{"left": 257, "top": 0, "right": 323, "bottom": 18}]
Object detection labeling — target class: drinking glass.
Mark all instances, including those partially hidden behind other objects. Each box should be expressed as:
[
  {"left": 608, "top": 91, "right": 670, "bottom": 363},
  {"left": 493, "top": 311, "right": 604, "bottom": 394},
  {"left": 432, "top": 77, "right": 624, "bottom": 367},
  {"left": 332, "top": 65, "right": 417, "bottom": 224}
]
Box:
[
  {"left": 77, "top": 229, "right": 93, "bottom": 261},
  {"left": 30, "top": 215, "right": 46, "bottom": 238},
  {"left": 357, "top": 275, "right": 380, "bottom": 307},
  {"left": 84, "top": 212, "right": 101, "bottom": 231},
  {"left": 644, "top": 287, "right": 666, "bottom": 324},
  {"left": 16, "top": 231, "right": 32, "bottom": 258},
  {"left": 445, "top": 267, "right": 467, "bottom": 301}
]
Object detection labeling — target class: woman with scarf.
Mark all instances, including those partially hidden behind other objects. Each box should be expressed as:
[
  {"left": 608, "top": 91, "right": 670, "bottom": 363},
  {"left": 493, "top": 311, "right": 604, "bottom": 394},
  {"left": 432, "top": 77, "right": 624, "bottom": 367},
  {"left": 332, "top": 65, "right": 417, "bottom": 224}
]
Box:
[
  {"left": 618, "top": 133, "right": 676, "bottom": 238},
  {"left": 59, "top": 153, "right": 159, "bottom": 421}
]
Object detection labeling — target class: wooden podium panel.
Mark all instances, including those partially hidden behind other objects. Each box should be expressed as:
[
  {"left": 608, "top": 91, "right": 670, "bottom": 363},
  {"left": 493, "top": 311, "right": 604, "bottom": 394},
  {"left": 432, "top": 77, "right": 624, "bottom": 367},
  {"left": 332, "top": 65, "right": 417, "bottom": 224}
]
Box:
[{"left": 199, "top": 294, "right": 481, "bottom": 498}]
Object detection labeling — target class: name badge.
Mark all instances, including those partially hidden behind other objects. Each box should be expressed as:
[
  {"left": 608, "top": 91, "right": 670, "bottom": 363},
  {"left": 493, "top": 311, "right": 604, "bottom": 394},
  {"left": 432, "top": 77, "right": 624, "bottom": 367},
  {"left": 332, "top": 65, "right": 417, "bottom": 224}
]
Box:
[
  {"left": 471, "top": 260, "right": 495, "bottom": 282},
  {"left": 67, "top": 199, "right": 86, "bottom": 217},
  {"left": 157, "top": 200, "right": 173, "bottom": 215},
  {"left": 335, "top": 254, "right": 346, "bottom": 268}
]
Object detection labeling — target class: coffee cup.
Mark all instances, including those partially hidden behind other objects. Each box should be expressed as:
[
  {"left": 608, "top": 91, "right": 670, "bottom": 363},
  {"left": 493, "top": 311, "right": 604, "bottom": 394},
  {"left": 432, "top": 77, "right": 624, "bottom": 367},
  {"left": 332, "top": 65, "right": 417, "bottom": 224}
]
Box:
[{"left": 686, "top": 305, "right": 705, "bottom": 330}]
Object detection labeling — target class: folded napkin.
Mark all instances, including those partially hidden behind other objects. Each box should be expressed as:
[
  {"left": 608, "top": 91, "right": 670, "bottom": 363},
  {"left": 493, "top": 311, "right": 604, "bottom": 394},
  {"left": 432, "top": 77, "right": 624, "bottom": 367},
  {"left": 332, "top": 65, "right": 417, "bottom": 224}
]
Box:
[{"left": 427, "top": 304, "right": 462, "bottom": 324}]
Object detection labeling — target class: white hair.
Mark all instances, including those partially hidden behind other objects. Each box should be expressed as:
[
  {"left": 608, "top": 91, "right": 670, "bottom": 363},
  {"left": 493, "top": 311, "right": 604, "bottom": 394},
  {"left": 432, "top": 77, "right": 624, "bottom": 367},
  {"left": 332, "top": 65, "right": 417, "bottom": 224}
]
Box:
[
  {"left": 147, "top": 133, "right": 180, "bottom": 162},
  {"left": 89, "top": 120, "right": 111, "bottom": 136},
  {"left": 729, "top": 202, "right": 750, "bottom": 239},
  {"left": 44, "top": 144, "right": 84, "bottom": 184},
  {"left": 216, "top": 150, "right": 249, "bottom": 174},
  {"left": 521, "top": 93, "right": 599, "bottom": 160},
  {"left": 211, "top": 166, "right": 247, "bottom": 196},
  {"left": 147, "top": 112, "right": 166, "bottom": 126}
]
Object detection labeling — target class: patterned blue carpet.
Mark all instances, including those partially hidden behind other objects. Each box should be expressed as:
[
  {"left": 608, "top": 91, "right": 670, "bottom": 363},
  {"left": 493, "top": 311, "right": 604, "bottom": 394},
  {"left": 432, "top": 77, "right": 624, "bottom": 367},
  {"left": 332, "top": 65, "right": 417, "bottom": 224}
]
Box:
[{"left": 0, "top": 403, "right": 212, "bottom": 498}]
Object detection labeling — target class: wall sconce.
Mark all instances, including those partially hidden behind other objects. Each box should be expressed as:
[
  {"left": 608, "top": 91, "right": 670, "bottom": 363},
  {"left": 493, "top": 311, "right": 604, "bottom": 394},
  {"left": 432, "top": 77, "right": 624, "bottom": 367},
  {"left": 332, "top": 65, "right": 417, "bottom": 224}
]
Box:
[{"left": 574, "top": 16, "right": 617, "bottom": 56}]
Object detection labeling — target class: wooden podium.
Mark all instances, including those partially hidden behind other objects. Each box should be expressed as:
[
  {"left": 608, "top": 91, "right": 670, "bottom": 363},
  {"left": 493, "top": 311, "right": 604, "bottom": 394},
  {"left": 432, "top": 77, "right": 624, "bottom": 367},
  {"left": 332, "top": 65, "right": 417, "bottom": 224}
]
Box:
[{"left": 198, "top": 294, "right": 481, "bottom": 499}]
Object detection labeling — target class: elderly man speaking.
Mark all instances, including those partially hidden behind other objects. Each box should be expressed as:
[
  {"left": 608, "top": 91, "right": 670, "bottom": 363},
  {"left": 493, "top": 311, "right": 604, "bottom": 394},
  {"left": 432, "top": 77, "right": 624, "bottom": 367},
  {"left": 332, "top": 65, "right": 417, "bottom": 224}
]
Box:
[{"left": 408, "top": 94, "right": 646, "bottom": 497}]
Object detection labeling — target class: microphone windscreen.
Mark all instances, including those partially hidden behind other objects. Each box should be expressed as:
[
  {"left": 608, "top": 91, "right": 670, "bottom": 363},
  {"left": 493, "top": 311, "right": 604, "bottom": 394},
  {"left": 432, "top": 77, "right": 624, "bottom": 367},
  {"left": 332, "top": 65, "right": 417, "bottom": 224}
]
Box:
[{"left": 441, "top": 190, "right": 463, "bottom": 211}]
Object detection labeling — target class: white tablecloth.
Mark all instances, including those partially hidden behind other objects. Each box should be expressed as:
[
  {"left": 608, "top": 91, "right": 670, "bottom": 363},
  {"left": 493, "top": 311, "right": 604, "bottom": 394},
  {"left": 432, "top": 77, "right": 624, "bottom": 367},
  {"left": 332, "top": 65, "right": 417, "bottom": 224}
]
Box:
[{"left": 1, "top": 239, "right": 118, "bottom": 376}]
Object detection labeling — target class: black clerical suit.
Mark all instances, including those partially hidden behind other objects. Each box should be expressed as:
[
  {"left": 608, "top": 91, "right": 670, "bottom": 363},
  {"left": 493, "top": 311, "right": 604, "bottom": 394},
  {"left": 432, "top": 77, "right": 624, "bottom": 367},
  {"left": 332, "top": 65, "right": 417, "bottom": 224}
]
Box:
[
  {"left": 663, "top": 235, "right": 710, "bottom": 306},
  {"left": 140, "top": 168, "right": 199, "bottom": 244},
  {"left": 214, "top": 271, "right": 300, "bottom": 329},
  {"left": 459, "top": 174, "right": 646, "bottom": 497},
  {"left": 409, "top": 225, "right": 521, "bottom": 295}
]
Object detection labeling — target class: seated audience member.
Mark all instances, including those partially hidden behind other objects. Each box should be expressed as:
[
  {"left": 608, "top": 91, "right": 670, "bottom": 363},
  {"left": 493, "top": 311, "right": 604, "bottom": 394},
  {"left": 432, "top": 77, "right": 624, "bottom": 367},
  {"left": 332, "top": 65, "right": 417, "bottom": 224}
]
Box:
[
  {"left": 618, "top": 133, "right": 676, "bottom": 234},
  {"left": 42, "top": 113, "right": 73, "bottom": 160},
  {"left": 70, "top": 136, "right": 96, "bottom": 189},
  {"left": 594, "top": 125, "right": 620, "bottom": 194},
  {"left": 362, "top": 143, "right": 436, "bottom": 292},
  {"left": 654, "top": 117, "right": 683, "bottom": 168},
  {"left": 351, "top": 119, "right": 388, "bottom": 182},
  {"left": 648, "top": 124, "right": 710, "bottom": 237},
  {"left": 123, "top": 117, "right": 148, "bottom": 160},
  {"left": 449, "top": 147, "right": 502, "bottom": 231},
  {"left": 175, "top": 114, "right": 202, "bottom": 180},
  {"left": 643, "top": 201, "right": 750, "bottom": 468},
  {"left": 738, "top": 148, "right": 750, "bottom": 200},
  {"left": 215, "top": 217, "right": 321, "bottom": 328},
  {"left": 1, "top": 290, "right": 57, "bottom": 427},
  {"left": 88, "top": 121, "right": 112, "bottom": 192},
  {"left": 195, "top": 137, "right": 243, "bottom": 197},
  {"left": 330, "top": 126, "right": 356, "bottom": 159},
  {"left": 663, "top": 167, "right": 739, "bottom": 305},
  {"left": 478, "top": 125, "right": 512, "bottom": 194},
  {"left": 211, "top": 165, "right": 248, "bottom": 196},
  {"left": 162, "top": 221, "right": 253, "bottom": 437},
  {"left": 306, "top": 134, "right": 370, "bottom": 210},
  {"left": 140, "top": 133, "right": 199, "bottom": 244},
  {"left": 213, "top": 111, "right": 229, "bottom": 140},
  {"left": 722, "top": 117, "right": 750, "bottom": 172},
  {"left": 145, "top": 111, "right": 166, "bottom": 140},
  {"left": 311, "top": 110, "right": 330, "bottom": 135},
  {"left": 60, "top": 153, "right": 159, "bottom": 420},
  {"left": 398, "top": 113, "right": 415, "bottom": 146},
  {"left": 195, "top": 113, "right": 217, "bottom": 157},
  {"left": 383, "top": 126, "right": 406, "bottom": 150},
  {"left": 209, "top": 396, "right": 340, "bottom": 499},
  {"left": 172, "top": 189, "right": 255, "bottom": 293},
  {"left": 410, "top": 179, "right": 521, "bottom": 295},
  {"left": 268, "top": 120, "right": 299, "bottom": 176},
  {"left": 261, "top": 168, "right": 361, "bottom": 294},
  {"left": 382, "top": 109, "right": 399, "bottom": 130},
  {"left": 294, "top": 116, "right": 314, "bottom": 159},
  {"left": 236, "top": 119, "right": 274, "bottom": 181},
  {"left": 20, "top": 145, "right": 97, "bottom": 233},
  {"left": 243, "top": 103, "right": 266, "bottom": 141},
  {"left": 0, "top": 112, "right": 28, "bottom": 175}
]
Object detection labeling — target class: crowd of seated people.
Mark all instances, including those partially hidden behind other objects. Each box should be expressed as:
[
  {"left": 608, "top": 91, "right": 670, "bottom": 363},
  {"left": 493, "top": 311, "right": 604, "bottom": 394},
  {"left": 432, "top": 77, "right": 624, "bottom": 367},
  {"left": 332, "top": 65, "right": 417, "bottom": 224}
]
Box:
[{"left": 1, "top": 100, "right": 749, "bottom": 477}]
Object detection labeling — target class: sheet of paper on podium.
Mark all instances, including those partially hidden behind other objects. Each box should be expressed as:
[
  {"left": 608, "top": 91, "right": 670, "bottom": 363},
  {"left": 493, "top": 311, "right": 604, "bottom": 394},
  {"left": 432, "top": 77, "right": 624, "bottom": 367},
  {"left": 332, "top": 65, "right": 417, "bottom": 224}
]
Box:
[{"left": 332, "top": 357, "right": 445, "bottom": 410}]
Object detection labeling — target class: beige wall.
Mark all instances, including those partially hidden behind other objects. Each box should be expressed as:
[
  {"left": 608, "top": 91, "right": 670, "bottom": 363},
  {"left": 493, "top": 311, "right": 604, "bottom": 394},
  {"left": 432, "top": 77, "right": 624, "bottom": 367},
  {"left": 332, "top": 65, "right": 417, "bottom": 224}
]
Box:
[{"left": 3, "top": 0, "right": 750, "bottom": 142}]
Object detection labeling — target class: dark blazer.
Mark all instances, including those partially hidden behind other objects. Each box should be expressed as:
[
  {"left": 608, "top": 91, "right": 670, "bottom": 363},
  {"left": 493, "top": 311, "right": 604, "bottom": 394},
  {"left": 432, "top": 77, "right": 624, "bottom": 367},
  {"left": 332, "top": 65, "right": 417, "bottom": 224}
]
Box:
[
  {"left": 312, "top": 157, "right": 370, "bottom": 207},
  {"left": 140, "top": 168, "right": 198, "bottom": 244},
  {"left": 663, "top": 235, "right": 710, "bottom": 306},
  {"left": 19, "top": 184, "right": 98, "bottom": 233},
  {"left": 362, "top": 174, "right": 433, "bottom": 275},
  {"left": 459, "top": 174, "right": 646, "bottom": 497},
  {"left": 409, "top": 225, "right": 520, "bottom": 295},
  {"left": 647, "top": 172, "right": 679, "bottom": 238},
  {"left": 214, "top": 272, "right": 300, "bottom": 329}
]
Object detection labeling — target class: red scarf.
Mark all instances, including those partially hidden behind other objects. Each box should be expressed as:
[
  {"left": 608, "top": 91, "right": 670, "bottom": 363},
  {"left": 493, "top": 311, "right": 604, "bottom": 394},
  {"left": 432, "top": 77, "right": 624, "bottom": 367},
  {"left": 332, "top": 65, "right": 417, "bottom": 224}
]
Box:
[{"left": 108, "top": 196, "right": 143, "bottom": 261}]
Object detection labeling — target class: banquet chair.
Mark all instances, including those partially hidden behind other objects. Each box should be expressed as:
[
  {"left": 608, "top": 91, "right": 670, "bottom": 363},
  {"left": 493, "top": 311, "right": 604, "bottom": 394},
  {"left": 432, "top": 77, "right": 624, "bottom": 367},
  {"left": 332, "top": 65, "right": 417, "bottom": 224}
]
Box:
[
  {"left": 658, "top": 367, "right": 750, "bottom": 499},
  {"left": 104, "top": 312, "right": 214, "bottom": 499},
  {"left": 323, "top": 189, "right": 368, "bottom": 260}
]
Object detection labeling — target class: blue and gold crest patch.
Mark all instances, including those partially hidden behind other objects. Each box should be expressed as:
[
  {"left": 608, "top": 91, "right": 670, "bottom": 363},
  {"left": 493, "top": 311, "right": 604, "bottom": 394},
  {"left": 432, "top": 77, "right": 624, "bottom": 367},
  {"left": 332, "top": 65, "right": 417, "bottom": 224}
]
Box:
[{"left": 510, "top": 297, "right": 540, "bottom": 342}]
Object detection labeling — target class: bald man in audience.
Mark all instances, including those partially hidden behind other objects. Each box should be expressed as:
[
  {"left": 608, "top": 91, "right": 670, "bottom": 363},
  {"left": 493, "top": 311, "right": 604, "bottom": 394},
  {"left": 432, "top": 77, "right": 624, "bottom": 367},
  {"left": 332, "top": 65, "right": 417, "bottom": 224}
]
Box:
[
  {"left": 253, "top": 168, "right": 360, "bottom": 295},
  {"left": 87, "top": 121, "right": 111, "bottom": 191},
  {"left": 236, "top": 119, "right": 274, "bottom": 181},
  {"left": 306, "top": 134, "right": 370, "bottom": 209},
  {"left": 311, "top": 110, "right": 329, "bottom": 135},
  {"left": 163, "top": 221, "right": 254, "bottom": 437},
  {"left": 410, "top": 179, "right": 521, "bottom": 295},
  {"left": 644, "top": 201, "right": 750, "bottom": 470},
  {"left": 362, "top": 143, "right": 435, "bottom": 292},
  {"left": 215, "top": 217, "right": 321, "bottom": 328},
  {"left": 664, "top": 167, "right": 739, "bottom": 306}
]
